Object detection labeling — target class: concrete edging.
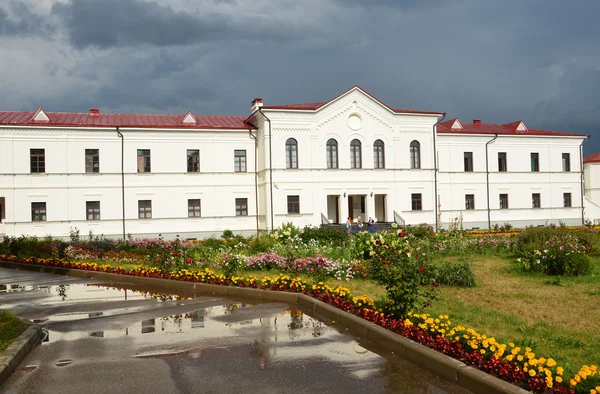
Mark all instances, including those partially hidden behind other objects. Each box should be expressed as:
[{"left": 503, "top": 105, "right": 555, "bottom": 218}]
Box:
[
  {"left": 0, "top": 261, "right": 529, "bottom": 393},
  {"left": 0, "top": 324, "right": 43, "bottom": 386}
]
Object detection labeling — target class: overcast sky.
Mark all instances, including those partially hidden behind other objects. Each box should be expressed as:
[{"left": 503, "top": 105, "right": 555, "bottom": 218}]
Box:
[{"left": 1, "top": 0, "right": 599, "bottom": 153}]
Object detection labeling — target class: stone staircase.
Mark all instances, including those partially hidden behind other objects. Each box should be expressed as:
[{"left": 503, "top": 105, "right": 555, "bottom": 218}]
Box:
[{"left": 325, "top": 222, "right": 395, "bottom": 234}]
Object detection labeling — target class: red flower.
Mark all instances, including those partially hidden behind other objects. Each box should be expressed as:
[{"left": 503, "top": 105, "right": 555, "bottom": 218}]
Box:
[
  {"left": 415, "top": 254, "right": 419, "bottom": 259},
  {"left": 399, "top": 231, "right": 405, "bottom": 237},
  {"left": 186, "top": 259, "right": 192, "bottom": 264},
  {"left": 433, "top": 281, "right": 439, "bottom": 287},
  {"left": 419, "top": 267, "right": 424, "bottom": 272},
  {"left": 384, "top": 264, "right": 389, "bottom": 268}
]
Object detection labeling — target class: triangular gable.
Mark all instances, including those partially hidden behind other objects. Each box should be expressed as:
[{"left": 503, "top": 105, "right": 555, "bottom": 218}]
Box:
[
  {"left": 182, "top": 110, "right": 197, "bottom": 124},
  {"left": 32, "top": 107, "right": 50, "bottom": 122},
  {"left": 502, "top": 120, "right": 528, "bottom": 132},
  {"left": 451, "top": 119, "right": 463, "bottom": 129},
  {"left": 516, "top": 121, "right": 527, "bottom": 131}
]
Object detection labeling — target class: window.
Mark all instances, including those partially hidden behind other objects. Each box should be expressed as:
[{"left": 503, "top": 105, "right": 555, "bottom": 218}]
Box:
[
  {"left": 410, "top": 140, "right": 421, "bottom": 169},
  {"left": 235, "top": 198, "right": 248, "bottom": 216},
  {"left": 138, "top": 200, "right": 152, "bottom": 219},
  {"left": 350, "top": 139, "right": 362, "bottom": 169},
  {"left": 187, "top": 150, "right": 200, "bottom": 172},
  {"left": 532, "top": 193, "right": 541, "bottom": 209},
  {"left": 562, "top": 153, "right": 571, "bottom": 172},
  {"left": 137, "top": 149, "right": 151, "bottom": 173},
  {"left": 188, "top": 199, "right": 201, "bottom": 217},
  {"left": 499, "top": 194, "right": 509, "bottom": 209},
  {"left": 86, "top": 201, "right": 101, "bottom": 220},
  {"left": 464, "top": 152, "right": 473, "bottom": 172},
  {"left": 411, "top": 193, "right": 422, "bottom": 211},
  {"left": 326, "top": 139, "right": 338, "bottom": 169},
  {"left": 285, "top": 138, "right": 298, "bottom": 169},
  {"left": 287, "top": 195, "right": 300, "bottom": 214},
  {"left": 85, "top": 149, "right": 99, "bottom": 173},
  {"left": 498, "top": 152, "right": 507, "bottom": 172},
  {"left": 31, "top": 202, "right": 46, "bottom": 222},
  {"left": 30, "top": 149, "right": 45, "bottom": 173},
  {"left": 530, "top": 152, "right": 539, "bottom": 172},
  {"left": 465, "top": 194, "right": 475, "bottom": 210},
  {"left": 234, "top": 150, "right": 247, "bottom": 172},
  {"left": 373, "top": 139, "right": 385, "bottom": 169},
  {"left": 563, "top": 193, "right": 572, "bottom": 208}
]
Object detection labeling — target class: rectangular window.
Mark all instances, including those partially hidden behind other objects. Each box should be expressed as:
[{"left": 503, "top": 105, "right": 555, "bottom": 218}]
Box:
[
  {"left": 30, "top": 149, "right": 45, "bottom": 173},
  {"left": 530, "top": 152, "right": 539, "bottom": 172},
  {"left": 188, "top": 199, "right": 201, "bottom": 217},
  {"left": 235, "top": 198, "right": 248, "bottom": 216},
  {"left": 563, "top": 193, "right": 572, "bottom": 208},
  {"left": 287, "top": 195, "right": 300, "bottom": 214},
  {"left": 562, "top": 153, "right": 571, "bottom": 172},
  {"left": 498, "top": 152, "right": 507, "bottom": 172},
  {"left": 411, "top": 193, "right": 422, "bottom": 211},
  {"left": 31, "top": 202, "right": 46, "bottom": 222},
  {"left": 234, "top": 150, "right": 247, "bottom": 172},
  {"left": 86, "top": 201, "right": 101, "bottom": 220},
  {"left": 138, "top": 200, "right": 152, "bottom": 219},
  {"left": 499, "top": 194, "right": 509, "bottom": 209},
  {"left": 464, "top": 152, "right": 473, "bottom": 172},
  {"left": 85, "top": 149, "right": 99, "bottom": 173},
  {"left": 465, "top": 194, "right": 475, "bottom": 210},
  {"left": 532, "top": 193, "right": 541, "bottom": 209},
  {"left": 137, "top": 149, "right": 151, "bottom": 173},
  {"left": 187, "top": 150, "right": 200, "bottom": 172}
]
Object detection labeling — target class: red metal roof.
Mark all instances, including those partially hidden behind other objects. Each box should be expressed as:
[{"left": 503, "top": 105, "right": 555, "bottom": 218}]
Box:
[
  {"left": 584, "top": 152, "right": 600, "bottom": 164},
  {"left": 437, "top": 118, "right": 588, "bottom": 138},
  {"left": 0, "top": 110, "right": 251, "bottom": 130},
  {"left": 262, "top": 85, "right": 445, "bottom": 115}
]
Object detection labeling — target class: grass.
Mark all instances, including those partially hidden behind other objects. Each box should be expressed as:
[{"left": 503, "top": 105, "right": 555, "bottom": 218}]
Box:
[{"left": 0, "top": 311, "right": 29, "bottom": 355}]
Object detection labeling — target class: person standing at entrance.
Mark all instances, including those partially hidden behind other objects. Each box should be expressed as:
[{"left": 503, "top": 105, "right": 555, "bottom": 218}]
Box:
[
  {"left": 346, "top": 217, "right": 352, "bottom": 235},
  {"left": 356, "top": 216, "right": 363, "bottom": 232},
  {"left": 368, "top": 217, "right": 375, "bottom": 233}
]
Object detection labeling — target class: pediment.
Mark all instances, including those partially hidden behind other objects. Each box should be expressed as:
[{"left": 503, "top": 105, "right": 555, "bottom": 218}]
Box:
[
  {"left": 182, "top": 110, "right": 197, "bottom": 124},
  {"left": 32, "top": 107, "right": 50, "bottom": 122}
]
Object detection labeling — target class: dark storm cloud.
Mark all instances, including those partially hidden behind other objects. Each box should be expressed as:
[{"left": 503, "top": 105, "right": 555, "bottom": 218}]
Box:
[
  {"left": 0, "top": 1, "right": 53, "bottom": 36},
  {"left": 51, "top": 0, "right": 300, "bottom": 49}
]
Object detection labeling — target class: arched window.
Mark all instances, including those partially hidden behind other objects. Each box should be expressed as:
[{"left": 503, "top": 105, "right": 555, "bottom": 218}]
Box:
[
  {"left": 326, "top": 138, "right": 338, "bottom": 169},
  {"left": 350, "top": 139, "right": 362, "bottom": 169},
  {"left": 410, "top": 140, "right": 421, "bottom": 169},
  {"left": 373, "top": 139, "right": 385, "bottom": 169},
  {"left": 285, "top": 138, "right": 298, "bottom": 169}
]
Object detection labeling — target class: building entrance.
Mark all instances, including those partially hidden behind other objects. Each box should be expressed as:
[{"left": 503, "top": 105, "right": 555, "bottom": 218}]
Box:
[
  {"left": 326, "top": 195, "right": 340, "bottom": 224},
  {"left": 347, "top": 195, "right": 366, "bottom": 221}
]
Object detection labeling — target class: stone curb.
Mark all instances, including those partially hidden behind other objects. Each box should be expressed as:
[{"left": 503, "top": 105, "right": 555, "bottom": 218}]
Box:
[
  {"left": 0, "top": 323, "right": 43, "bottom": 386},
  {"left": 0, "top": 261, "right": 529, "bottom": 394}
]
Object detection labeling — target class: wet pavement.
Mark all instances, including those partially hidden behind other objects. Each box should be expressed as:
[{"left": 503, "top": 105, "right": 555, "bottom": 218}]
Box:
[{"left": 0, "top": 267, "right": 472, "bottom": 394}]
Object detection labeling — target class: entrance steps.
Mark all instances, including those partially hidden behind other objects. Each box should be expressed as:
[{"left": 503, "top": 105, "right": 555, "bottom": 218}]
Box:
[{"left": 325, "top": 222, "right": 395, "bottom": 234}]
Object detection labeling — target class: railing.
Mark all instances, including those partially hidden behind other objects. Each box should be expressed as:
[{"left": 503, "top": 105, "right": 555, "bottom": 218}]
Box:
[
  {"left": 321, "top": 213, "right": 331, "bottom": 226},
  {"left": 393, "top": 210, "right": 405, "bottom": 226}
]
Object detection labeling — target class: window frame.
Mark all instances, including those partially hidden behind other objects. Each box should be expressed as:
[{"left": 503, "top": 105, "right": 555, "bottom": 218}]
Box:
[
  {"left": 137, "top": 149, "right": 151, "bottom": 173},
  {"left": 530, "top": 152, "right": 539, "bottom": 172},
  {"left": 86, "top": 201, "right": 101, "bottom": 220},
  {"left": 410, "top": 140, "right": 421, "bottom": 169},
  {"left": 464, "top": 152, "right": 474, "bottom": 172},
  {"left": 563, "top": 192, "right": 572, "bottom": 208},
  {"left": 562, "top": 153, "right": 571, "bottom": 172},
  {"left": 465, "top": 194, "right": 475, "bottom": 210},
  {"left": 326, "top": 139, "right": 338, "bottom": 169},
  {"left": 31, "top": 202, "right": 47, "bottom": 222},
  {"left": 138, "top": 200, "right": 152, "bottom": 219},
  {"left": 350, "top": 139, "right": 362, "bottom": 169},
  {"left": 287, "top": 195, "right": 300, "bottom": 214},
  {"left": 285, "top": 138, "right": 298, "bottom": 169},
  {"left": 85, "top": 149, "right": 100, "bottom": 173},
  {"left": 498, "top": 152, "right": 507, "bottom": 172},
  {"left": 188, "top": 199, "right": 201, "bottom": 218},
  {"left": 30, "top": 148, "right": 45, "bottom": 174},
  {"left": 235, "top": 198, "right": 248, "bottom": 216},
  {"left": 411, "top": 193, "right": 422, "bottom": 211},
  {"left": 373, "top": 139, "right": 385, "bottom": 169},
  {"left": 234, "top": 150, "right": 247, "bottom": 173},
  {"left": 187, "top": 149, "right": 200, "bottom": 173},
  {"left": 532, "top": 193, "right": 541, "bottom": 209},
  {"left": 499, "top": 194, "right": 509, "bottom": 209}
]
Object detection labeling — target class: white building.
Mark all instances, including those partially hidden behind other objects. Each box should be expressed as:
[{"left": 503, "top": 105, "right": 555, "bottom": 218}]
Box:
[{"left": 0, "top": 86, "right": 593, "bottom": 239}]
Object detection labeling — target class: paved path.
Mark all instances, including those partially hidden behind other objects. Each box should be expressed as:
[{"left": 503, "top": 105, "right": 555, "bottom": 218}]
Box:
[{"left": 0, "top": 267, "right": 471, "bottom": 394}]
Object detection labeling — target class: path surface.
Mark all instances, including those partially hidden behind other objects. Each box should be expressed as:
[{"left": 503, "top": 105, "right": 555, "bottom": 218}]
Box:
[{"left": 0, "top": 267, "right": 471, "bottom": 394}]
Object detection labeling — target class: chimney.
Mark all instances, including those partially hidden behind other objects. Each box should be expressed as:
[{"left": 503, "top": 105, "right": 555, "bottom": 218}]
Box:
[
  {"left": 473, "top": 119, "right": 481, "bottom": 125},
  {"left": 89, "top": 108, "right": 100, "bottom": 116},
  {"left": 251, "top": 98, "right": 263, "bottom": 113}
]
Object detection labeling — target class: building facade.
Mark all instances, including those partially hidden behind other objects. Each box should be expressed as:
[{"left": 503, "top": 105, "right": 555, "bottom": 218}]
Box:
[{"left": 0, "top": 86, "right": 594, "bottom": 239}]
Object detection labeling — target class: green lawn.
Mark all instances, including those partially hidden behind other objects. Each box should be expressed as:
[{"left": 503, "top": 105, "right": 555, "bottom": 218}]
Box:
[{"left": 0, "top": 311, "right": 29, "bottom": 355}]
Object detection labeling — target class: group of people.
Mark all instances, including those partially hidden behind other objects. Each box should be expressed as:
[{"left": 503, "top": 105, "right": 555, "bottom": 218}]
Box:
[{"left": 346, "top": 216, "right": 376, "bottom": 234}]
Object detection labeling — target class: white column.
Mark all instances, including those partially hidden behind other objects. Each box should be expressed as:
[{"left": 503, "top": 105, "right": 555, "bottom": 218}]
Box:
[
  {"left": 340, "top": 193, "right": 349, "bottom": 224},
  {"left": 367, "top": 193, "right": 376, "bottom": 221}
]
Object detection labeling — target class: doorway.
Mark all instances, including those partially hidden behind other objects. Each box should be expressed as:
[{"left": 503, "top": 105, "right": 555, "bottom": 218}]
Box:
[
  {"left": 0, "top": 197, "right": 4, "bottom": 223},
  {"left": 347, "top": 195, "right": 366, "bottom": 221},
  {"left": 374, "top": 194, "right": 386, "bottom": 222},
  {"left": 327, "top": 195, "right": 340, "bottom": 224}
]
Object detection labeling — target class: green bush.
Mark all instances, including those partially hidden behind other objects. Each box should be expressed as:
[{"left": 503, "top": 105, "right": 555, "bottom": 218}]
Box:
[
  {"left": 434, "top": 260, "right": 476, "bottom": 287},
  {"left": 406, "top": 224, "right": 435, "bottom": 239},
  {"left": 246, "top": 233, "right": 277, "bottom": 254},
  {"left": 300, "top": 225, "right": 348, "bottom": 244}
]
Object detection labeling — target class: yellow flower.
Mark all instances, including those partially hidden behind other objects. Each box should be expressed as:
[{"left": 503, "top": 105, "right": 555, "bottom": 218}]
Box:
[
  {"left": 555, "top": 376, "right": 562, "bottom": 383},
  {"left": 528, "top": 369, "right": 536, "bottom": 377},
  {"left": 547, "top": 358, "right": 556, "bottom": 367}
]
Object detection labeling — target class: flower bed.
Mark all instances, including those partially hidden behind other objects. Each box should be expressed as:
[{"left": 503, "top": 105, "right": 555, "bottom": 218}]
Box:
[{"left": 1, "top": 254, "right": 598, "bottom": 394}]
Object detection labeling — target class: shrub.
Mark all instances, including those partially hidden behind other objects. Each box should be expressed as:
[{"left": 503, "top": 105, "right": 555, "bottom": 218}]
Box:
[
  {"left": 300, "top": 225, "right": 348, "bottom": 243},
  {"left": 221, "top": 229, "right": 234, "bottom": 239},
  {"left": 406, "top": 224, "right": 435, "bottom": 239},
  {"left": 434, "top": 260, "right": 476, "bottom": 287},
  {"left": 246, "top": 233, "right": 277, "bottom": 254}
]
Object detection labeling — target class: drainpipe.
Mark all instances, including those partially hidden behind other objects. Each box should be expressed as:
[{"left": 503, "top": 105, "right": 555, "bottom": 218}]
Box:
[
  {"left": 485, "top": 134, "right": 498, "bottom": 230},
  {"left": 116, "top": 127, "right": 126, "bottom": 240},
  {"left": 580, "top": 137, "right": 589, "bottom": 225},
  {"left": 258, "top": 108, "right": 274, "bottom": 231},
  {"left": 432, "top": 113, "right": 446, "bottom": 232},
  {"left": 248, "top": 129, "right": 259, "bottom": 236}
]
